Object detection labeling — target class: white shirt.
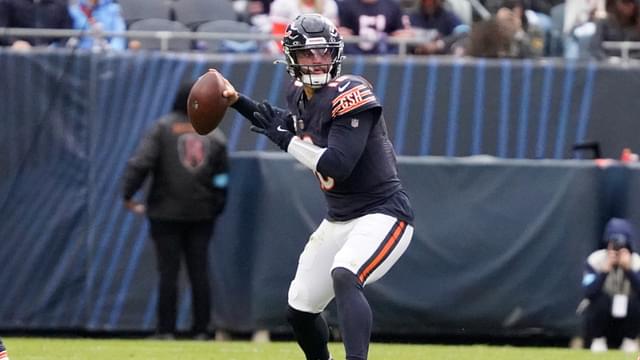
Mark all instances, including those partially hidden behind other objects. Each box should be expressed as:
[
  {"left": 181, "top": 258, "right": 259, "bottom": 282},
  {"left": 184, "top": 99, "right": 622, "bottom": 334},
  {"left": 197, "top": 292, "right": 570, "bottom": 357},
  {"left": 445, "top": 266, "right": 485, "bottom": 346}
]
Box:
[{"left": 269, "top": 0, "right": 339, "bottom": 26}]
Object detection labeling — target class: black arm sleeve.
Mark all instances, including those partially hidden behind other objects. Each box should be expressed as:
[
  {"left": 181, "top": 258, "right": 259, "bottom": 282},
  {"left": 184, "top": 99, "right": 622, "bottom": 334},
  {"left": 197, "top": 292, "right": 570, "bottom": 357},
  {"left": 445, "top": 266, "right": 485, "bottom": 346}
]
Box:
[
  {"left": 230, "top": 94, "right": 261, "bottom": 123},
  {"left": 316, "top": 109, "right": 375, "bottom": 181},
  {"left": 230, "top": 94, "right": 294, "bottom": 131}
]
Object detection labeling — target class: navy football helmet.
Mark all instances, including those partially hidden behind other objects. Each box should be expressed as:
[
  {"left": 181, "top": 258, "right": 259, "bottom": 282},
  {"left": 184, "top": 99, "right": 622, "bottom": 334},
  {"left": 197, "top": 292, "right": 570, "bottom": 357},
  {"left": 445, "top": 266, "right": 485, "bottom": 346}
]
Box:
[{"left": 281, "top": 14, "right": 344, "bottom": 88}]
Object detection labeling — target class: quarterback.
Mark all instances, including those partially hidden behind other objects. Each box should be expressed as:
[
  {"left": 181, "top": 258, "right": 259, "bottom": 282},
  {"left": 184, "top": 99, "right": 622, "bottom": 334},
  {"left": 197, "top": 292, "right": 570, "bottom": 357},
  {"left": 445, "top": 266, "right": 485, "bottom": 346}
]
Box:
[{"left": 222, "top": 14, "right": 414, "bottom": 360}]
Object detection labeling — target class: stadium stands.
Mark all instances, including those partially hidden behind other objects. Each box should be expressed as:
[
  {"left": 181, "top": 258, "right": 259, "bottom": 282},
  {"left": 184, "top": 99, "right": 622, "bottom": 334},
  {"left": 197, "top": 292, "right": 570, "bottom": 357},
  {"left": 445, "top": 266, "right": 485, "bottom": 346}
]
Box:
[
  {"left": 549, "top": 3, "right": 566, "bottom": 57},
  {"left": 195, "top": 20, "right": 257, "bottom": 53},
  {"left": 445, "top": 0, "right": 473, "bottom": 25},
  {"left": 173, "top": 0, "right": 237, "bottom": 29},
  {"left": 128, "top": 18, "right": 192, "bottom": 51},
  {"left": 118, "top": 0, "right": 172, "bottom": 25}
]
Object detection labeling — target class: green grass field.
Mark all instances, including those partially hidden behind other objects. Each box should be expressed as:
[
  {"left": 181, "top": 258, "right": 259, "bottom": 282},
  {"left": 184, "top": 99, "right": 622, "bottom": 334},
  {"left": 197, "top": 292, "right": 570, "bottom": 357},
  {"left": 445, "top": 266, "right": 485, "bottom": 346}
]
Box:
[{"left": 3, "top": 338, "right": 639, "bottom": 360}]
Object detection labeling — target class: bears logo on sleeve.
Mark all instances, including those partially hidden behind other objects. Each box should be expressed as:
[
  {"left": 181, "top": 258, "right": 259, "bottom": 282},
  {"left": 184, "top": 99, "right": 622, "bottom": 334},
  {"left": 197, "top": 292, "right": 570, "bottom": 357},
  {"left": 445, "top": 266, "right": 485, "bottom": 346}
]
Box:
[{"left": 330, "top": 76, "right": 379, "bottom": 118}]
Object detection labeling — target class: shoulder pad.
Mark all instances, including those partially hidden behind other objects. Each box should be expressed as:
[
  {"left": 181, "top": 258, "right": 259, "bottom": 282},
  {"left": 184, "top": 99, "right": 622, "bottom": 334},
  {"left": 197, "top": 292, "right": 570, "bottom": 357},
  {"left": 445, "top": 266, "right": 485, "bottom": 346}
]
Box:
[
  {"left": 329, "top": 75, "right": 380, "bottom": 118},
  {"left": 327, "top": 75, "right": 374, "bottom": 89}
]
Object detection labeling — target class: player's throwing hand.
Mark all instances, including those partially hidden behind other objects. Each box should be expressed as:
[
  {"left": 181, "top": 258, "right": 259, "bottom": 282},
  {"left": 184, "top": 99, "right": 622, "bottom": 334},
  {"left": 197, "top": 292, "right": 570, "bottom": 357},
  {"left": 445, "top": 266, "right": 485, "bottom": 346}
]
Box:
[{"left": 221, "top": 78, "right": 239, "bottom": 105}]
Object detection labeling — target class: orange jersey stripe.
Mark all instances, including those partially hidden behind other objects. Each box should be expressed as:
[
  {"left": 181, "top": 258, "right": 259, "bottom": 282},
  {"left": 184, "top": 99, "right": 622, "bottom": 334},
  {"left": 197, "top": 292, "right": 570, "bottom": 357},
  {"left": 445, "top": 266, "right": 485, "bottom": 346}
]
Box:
[
  {"left": 358, "top": 221, "right": 406, "bottom": 283},
  {"left": 332, "top": 97, "right": 377, "bottom": 118},
  {"left": 331, "top": 84, "right": 368, "bottom": 106}
]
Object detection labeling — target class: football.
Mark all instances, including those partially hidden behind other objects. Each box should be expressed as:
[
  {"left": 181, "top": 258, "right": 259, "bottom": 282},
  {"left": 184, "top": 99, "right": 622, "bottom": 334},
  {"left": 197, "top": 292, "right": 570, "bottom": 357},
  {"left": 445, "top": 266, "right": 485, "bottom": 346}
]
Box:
[{"left": 187, "top": 69, "right": 231, "bottom": 135}]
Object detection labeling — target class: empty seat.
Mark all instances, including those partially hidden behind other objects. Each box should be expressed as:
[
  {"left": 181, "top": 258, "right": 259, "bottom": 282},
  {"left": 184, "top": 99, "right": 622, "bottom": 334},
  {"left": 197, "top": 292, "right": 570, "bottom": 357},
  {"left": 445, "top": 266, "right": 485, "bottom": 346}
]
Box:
[
  {"left": 196, "top": 20, "right": 258, "bottom": 53},
  {"left": 119, "top": 0, "right": 172, "bottom": 25},
  {"left": 196, "top": 20, "right": 257, "bottom": 53},
  {"left": 128, "top": 18, "right": 192, "bottom": 52},
  {"left": 173, "top": 0, "right": 237, "bottom": 28}
]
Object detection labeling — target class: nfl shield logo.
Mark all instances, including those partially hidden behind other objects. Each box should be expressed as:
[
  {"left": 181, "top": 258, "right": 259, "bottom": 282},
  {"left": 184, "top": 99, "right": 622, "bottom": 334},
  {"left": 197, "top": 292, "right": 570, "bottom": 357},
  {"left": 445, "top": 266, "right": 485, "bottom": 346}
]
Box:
[{"left": 351, "top": 118, "right": 359, "bottom": 128}]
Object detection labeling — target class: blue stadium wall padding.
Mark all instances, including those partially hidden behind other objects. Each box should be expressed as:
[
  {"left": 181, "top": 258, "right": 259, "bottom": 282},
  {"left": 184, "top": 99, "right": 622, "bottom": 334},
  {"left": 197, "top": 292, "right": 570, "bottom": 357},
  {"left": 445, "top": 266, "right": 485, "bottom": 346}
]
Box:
[
  {"left": 1, "top": 147, "right": 636, "bottom": 336},
  {"left": 1, "top": 50, "right": 640, "bottom": 336},
  {"left": 3, "top": 51, "right": 640, "bottom": 158}
]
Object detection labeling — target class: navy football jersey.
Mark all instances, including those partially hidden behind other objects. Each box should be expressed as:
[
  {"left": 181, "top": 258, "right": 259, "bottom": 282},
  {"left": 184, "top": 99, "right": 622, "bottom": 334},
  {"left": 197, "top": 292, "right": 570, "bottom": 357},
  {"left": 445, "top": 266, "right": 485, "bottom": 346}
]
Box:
[
  {"left": 285, "top": 75, "right": 414, "bottom": 223},
  {"left": 338, "top": 0, "right": 405, "bottom": 54}
]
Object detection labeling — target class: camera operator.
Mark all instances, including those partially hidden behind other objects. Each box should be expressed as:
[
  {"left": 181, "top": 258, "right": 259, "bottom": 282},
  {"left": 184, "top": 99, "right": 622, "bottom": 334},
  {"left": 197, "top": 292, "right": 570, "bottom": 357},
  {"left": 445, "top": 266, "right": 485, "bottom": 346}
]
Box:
[{"left": 582, "top": 217, "right": 640, "bottom": 353}]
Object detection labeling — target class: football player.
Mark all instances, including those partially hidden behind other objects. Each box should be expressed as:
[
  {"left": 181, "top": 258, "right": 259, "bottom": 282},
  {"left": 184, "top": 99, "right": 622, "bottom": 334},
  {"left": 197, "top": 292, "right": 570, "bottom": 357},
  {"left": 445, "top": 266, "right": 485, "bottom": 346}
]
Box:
[{"left": 222, "top": 13, "right": 414, "bottom": 360}]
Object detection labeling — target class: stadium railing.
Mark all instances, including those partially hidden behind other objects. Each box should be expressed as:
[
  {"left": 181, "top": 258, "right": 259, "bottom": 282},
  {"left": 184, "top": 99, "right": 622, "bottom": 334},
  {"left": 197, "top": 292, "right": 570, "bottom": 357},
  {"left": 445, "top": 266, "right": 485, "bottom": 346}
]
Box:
[
  {"left": 602, "top": 41, "right": 640, "bottom": 60},
  {"left": 1, "top": 27, "right": 437, "bottom": 56}
]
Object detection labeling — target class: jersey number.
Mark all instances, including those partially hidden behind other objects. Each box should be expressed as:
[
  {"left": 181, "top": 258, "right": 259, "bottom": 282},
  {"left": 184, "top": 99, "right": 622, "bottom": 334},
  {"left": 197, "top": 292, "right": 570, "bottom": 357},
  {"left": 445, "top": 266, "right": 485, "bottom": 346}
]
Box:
[
  {"left": 315, "top": 172, "right": 335, "bottom": 191},
  {"left": 302, "top": 135, "right": 336, "bottom": 191},
  {"left": 358, "top": 15, "right": 387, "bottom": 51}
]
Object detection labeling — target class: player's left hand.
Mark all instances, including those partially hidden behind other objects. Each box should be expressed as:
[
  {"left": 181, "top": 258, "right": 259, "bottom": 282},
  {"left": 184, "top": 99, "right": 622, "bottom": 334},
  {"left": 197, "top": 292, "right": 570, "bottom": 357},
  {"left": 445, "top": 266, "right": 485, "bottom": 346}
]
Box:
[{"left": 251, "top": 101, "right": 295, "bottom": 151}]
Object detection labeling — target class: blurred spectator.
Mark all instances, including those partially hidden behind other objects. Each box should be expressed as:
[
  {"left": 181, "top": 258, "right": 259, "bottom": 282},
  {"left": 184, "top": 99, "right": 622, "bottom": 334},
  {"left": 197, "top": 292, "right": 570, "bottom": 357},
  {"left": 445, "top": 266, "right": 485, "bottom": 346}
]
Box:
[
  {"left": 0, "top": 0, "right": 72, "bottom": 49},
  {"left": 483, "top": 0, "right": 563, "bottom": 15},
  {"left": 589, "top": 0, "right": 640, "bottom": 59},
  {"left": 494, "top": 0, "right": 537, "bottom": 56},
  {"left": 482, "top": 0, "right": 555, "bottom": 55},
  {"left": 527, "top": 0, "right": 564, "bottom": 16},
  {"left": 248, "top": 0, "right": 273, "bottom": 16},
  {"left": 122, "top": 84, "right": 229, "bottom": 340},
  {"left": 461, "top": 0, "right": 534, "bottom": 58},
  {"left": 337, "top": 0, "right": 410, "bottom": 54},
  {"left": 268, "top": 0, "right": 339, "bottom": 52},
  {"left": 233, "top": 0, "right": 274, "bottom": 32},
  {"left": 481, "top": 0, "right": 504, "bottom": 13},
  {"left": 68, "top": 0, "right": 126, "bottom": 51},
  {"left": 563, "top": 0, "right": 606, "bottom": 58},
  {"left": 564, "top": 0, "right": 606, "bottom": 33},
  {"left": 408, "top": 0, "right": 468, "bottom": 55},
  {"left": 580, "top": 218, "right": 640, "bottom": 353},
  {"left": 464, "top": 18, "right": 513, "bottom": 57}
]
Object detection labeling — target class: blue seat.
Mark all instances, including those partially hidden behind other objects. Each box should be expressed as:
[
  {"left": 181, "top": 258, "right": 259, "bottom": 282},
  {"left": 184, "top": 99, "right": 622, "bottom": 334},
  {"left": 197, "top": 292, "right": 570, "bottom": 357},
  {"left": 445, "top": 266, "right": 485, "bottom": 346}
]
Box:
[
  {"left": 118, "top": 0, "right": 171, "bottom": 25},
  {"left": 173, "top": 0, "right": 237, "bottom": 28}
]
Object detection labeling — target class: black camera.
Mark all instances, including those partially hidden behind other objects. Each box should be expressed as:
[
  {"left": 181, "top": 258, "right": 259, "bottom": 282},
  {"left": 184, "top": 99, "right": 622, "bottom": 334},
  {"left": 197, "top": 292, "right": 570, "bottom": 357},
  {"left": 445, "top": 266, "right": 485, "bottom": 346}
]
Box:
[{"left": 608, "top": 233, "right": 629, "bottom": 251}]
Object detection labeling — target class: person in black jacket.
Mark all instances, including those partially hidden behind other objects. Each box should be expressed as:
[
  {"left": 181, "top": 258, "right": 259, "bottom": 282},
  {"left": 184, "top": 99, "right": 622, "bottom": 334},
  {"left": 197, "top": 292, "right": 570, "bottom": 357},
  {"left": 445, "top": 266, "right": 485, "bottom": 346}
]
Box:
[
  {"left": 0, "top": 0, "right": 72, "bottom": 48},
  {"left": 122, "top": 84, "right": 229, "bottom": 340},
  {"left": 581, "top": 218, "right": 640, "bottom": 353}
]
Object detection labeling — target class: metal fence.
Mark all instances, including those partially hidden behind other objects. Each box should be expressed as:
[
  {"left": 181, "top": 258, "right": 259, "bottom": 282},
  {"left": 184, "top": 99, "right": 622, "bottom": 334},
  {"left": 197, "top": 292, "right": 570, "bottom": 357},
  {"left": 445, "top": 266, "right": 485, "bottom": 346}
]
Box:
[{"left": 1, "top": 27, "right": 438, "bottom": 55}]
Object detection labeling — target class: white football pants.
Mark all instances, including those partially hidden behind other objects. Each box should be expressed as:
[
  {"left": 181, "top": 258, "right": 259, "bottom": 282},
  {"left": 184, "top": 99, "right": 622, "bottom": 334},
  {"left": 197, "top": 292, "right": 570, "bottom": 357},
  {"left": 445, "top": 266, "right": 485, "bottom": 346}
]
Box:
[{"left": 288, "top": 213, "right": 413, "bottom": 313}]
